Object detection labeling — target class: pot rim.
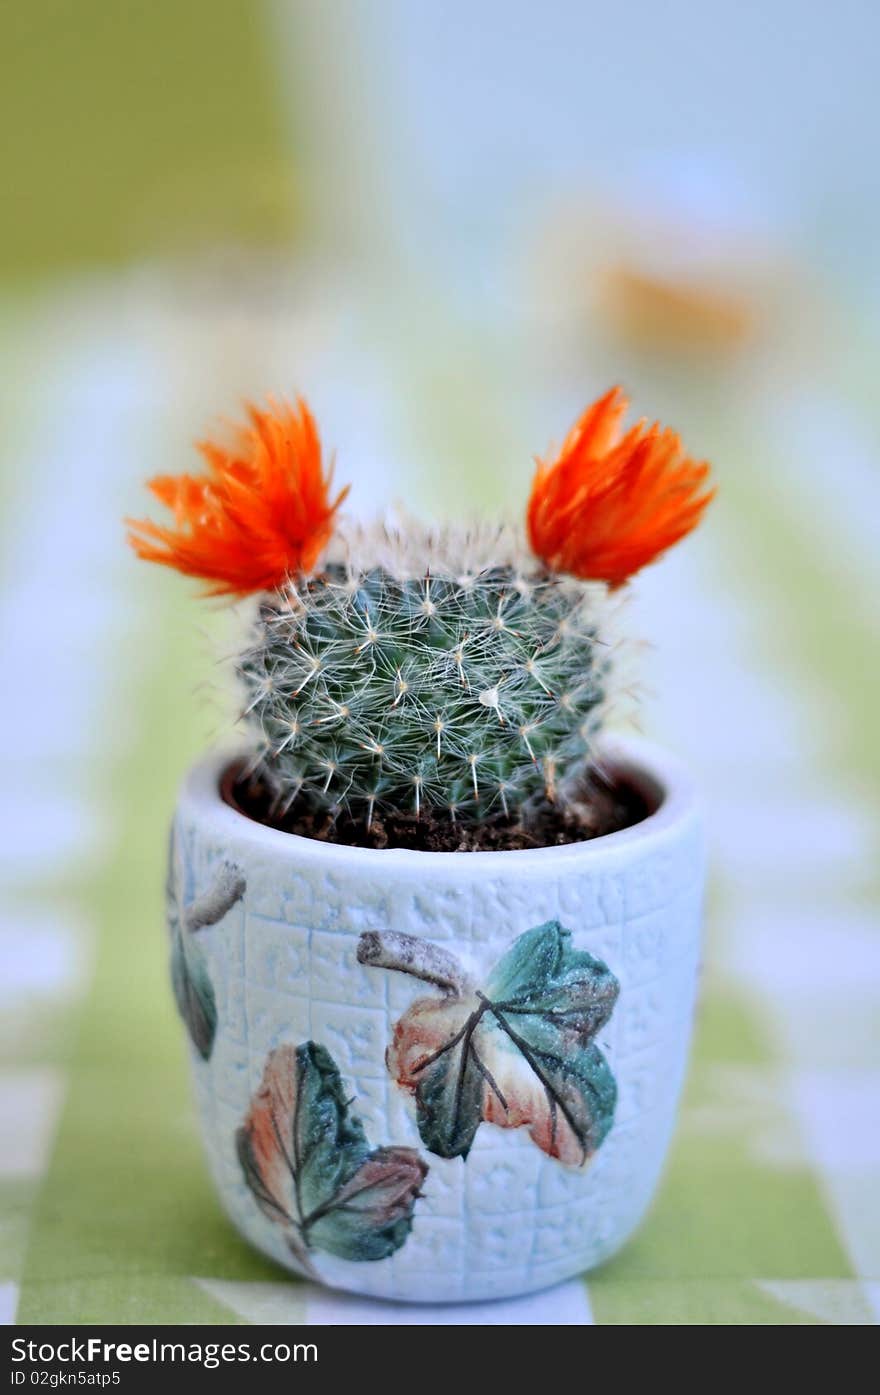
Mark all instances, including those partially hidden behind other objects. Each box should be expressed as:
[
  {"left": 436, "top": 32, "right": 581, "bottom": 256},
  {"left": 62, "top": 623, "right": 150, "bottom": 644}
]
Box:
[{"left": 178, "top": 735, "right": 700, "bottom": 871}]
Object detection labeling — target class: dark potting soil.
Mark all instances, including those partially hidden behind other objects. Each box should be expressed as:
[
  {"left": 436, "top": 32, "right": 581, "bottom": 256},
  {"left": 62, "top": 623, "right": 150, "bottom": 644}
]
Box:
[{"left": 223, "top": 763, "right": 650, "bottom": 852}]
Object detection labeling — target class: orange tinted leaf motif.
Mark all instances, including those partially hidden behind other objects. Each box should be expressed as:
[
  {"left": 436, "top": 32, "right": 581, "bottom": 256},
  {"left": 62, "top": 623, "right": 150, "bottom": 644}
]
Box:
[
  {"left": 237, "top": 1041, "right": 428, "bottom": 1275},
  {"left": 358, "top": 922, "right": 619, "bottom": 1167},
  {"left": 127, "top": 397, "right": 348, "bottom": 598},
  {"left": 527, "top": 387, "right": 714, "bottom": 587}
]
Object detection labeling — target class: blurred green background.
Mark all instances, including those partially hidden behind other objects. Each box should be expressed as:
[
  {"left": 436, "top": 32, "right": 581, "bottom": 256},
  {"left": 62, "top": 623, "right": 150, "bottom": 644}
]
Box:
[
  {"left": 2, "top": 2, "right": 294, "bottom": 279},
  {"left": 1, "top": 1, "right": 878, "bottom": 1326}
]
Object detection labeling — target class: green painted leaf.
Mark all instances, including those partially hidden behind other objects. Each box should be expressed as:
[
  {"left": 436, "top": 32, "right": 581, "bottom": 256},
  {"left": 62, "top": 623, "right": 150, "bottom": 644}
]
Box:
[
  {"left": 165, "top": 825, "right": 244, "bottom": 1060},
  {"left": 307, "top": 1146, "right": 430, "bottom": 1262},
  {"left": 370, "top": 920, "right": 620, "bottom": 1166},
  {"left": 170, "top": 930, "right": 217, "bottom": 1062},
  {"left": 237, "top": 1042, "right": 428, "bottom": 1269},
  {"left": 293, "top": 1041, "right": 371, "bottom": 1223},
  {"left": 489, "top": 1009, "right": 618, "bottom": 1158},
  {"left": 409, "top": 1000, "right": 487, "bottom": 1160},
  {"left": 487, "top": 920, "right": 619, "bottom": 1038}
]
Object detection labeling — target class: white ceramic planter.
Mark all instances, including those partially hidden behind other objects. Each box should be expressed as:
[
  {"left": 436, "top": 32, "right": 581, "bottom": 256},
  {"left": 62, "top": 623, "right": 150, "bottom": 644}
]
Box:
[{"left": 167, "top": 737, "right": 704, "bottom": 1303}]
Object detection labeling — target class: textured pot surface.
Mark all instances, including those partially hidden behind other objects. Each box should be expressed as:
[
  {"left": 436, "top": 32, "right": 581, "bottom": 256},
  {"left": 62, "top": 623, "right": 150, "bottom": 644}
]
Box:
[{"left": 168, "top": 738, "right": 705, "bottom": 1303}]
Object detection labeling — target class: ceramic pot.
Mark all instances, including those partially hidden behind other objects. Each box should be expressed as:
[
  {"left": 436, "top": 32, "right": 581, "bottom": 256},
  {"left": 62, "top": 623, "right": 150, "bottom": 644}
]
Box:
[{"left": 167, "top": 737, "right": 704, "bottom": 1303}]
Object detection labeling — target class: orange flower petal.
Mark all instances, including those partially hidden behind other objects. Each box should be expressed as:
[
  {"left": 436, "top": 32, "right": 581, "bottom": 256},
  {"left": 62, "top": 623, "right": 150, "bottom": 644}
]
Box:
[
  {"left": 527, "top": 388, "right": 714, "bottom": 587},
  {"left": 126, "top": 396, "right": 348, "bottom": 598}
]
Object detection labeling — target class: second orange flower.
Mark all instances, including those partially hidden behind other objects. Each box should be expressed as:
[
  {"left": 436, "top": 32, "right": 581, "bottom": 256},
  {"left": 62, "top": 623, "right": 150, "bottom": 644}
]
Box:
[{"left": 527, "top": 387, "right": 714, "bottom": 588}]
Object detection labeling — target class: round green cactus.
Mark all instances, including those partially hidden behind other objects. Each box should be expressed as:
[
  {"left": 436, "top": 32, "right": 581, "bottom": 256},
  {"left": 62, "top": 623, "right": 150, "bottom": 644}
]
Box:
[{"left": 239, "top": 547, "right": 610, "bottom": 825}]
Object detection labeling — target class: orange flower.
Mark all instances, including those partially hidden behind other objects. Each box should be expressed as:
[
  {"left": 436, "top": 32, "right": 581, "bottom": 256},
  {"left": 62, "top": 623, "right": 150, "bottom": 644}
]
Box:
[
  {"left": 127, "top": 397, "right": 348, "bottom": 598},
  {"left": 527, "top": 387, "right": 714, "bottom": 587}
]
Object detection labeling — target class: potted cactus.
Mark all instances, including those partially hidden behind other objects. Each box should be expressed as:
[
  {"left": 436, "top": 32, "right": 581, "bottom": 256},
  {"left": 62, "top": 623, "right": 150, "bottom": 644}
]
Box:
[{"left": 128, "top": 387, "right": 713, "bottom": 1303}]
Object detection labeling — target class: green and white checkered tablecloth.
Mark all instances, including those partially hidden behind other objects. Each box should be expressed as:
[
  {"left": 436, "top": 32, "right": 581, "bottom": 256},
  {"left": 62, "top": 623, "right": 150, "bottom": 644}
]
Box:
[{"left": 1, "top": 1, "right": 878, "bottom": 1328}]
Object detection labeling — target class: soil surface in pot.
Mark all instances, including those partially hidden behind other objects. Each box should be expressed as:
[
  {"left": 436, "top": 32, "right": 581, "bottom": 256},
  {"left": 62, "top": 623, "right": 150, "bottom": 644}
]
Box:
[{"left": 224, "top": 764, "right": 650, "bottom": 852}]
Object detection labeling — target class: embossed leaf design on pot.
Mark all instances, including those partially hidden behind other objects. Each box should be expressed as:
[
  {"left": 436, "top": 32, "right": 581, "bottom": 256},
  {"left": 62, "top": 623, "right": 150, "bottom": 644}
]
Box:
[
  {"left": 166, "top": 825, "right": 245, "bottom": 1059},
  {"left": 170, "top": 932, "right": 217, "bottom": 1060},
  {"left": 358, "top": 921, "right": 619, "bottom": 1166},
  {"left": 237, "top": 1041, "right": 428, "bottom": 1274}
]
